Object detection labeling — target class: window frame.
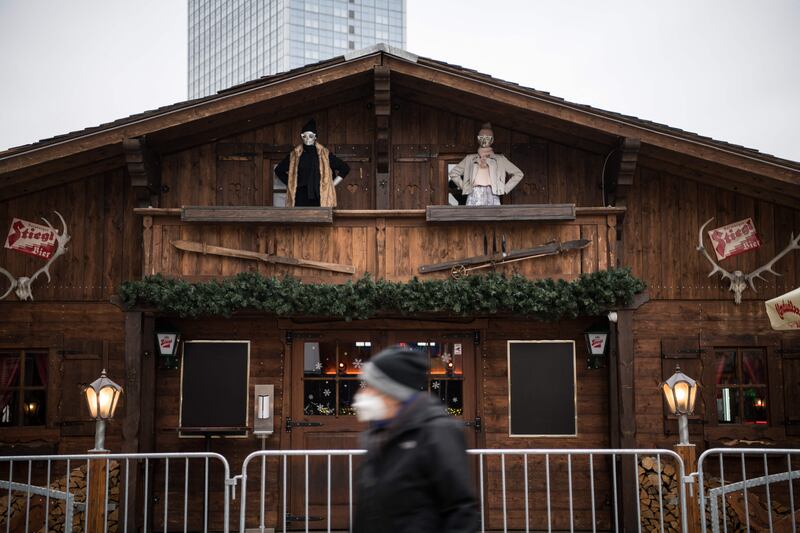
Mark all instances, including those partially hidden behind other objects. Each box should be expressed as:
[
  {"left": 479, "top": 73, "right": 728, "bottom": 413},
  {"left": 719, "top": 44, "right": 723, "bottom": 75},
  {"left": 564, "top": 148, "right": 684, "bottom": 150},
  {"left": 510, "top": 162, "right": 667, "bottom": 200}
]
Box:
[
  {"left": 0, "top": 345, "right": 58, "bottom": 433},
  {"left": 712, "top": 346, "right": 769, "bottom": 426}
]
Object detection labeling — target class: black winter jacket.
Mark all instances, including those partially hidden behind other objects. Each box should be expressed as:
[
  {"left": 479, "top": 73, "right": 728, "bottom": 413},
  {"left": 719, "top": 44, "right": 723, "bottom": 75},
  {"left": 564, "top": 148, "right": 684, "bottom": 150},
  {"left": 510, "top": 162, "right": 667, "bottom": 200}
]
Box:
[{"left": 354, "top": 394, "right": 479, "bottom": 533}]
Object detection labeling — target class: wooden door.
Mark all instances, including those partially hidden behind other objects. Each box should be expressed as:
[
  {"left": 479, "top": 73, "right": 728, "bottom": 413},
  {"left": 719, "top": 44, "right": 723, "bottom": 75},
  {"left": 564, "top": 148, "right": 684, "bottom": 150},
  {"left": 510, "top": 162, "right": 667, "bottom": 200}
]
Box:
[
  {"left": 287, "top": 332, "right": 379, "bottom": 529},
  {"left": 286, "top": 330, "right": 479, "bottom": 528}
]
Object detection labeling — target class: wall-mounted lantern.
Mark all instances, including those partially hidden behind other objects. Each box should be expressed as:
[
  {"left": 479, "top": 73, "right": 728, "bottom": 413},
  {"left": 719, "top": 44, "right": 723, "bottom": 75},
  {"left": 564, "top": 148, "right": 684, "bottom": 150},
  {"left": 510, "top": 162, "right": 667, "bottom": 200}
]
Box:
[
  {"left": 584, "top": 323, "right": 609, "bottom": 369},
  {"left": 156, "top": 330, "right": 181, "bottom": 370}
]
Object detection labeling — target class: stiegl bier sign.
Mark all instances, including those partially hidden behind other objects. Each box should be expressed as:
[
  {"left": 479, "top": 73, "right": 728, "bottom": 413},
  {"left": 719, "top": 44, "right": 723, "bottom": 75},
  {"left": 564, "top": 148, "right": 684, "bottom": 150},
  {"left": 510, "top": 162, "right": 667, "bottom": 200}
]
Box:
[{"left": 4, "top": 218, "right": 59, "bottom": 260}]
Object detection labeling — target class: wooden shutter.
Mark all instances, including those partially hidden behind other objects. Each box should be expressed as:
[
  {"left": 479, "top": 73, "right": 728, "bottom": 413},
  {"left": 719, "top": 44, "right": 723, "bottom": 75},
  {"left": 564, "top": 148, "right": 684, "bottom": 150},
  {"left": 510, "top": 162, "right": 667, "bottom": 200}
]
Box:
[
  {"left": 780, "top": 337, "right": 800, "bottom": 436},
  {"left": 661, "top": 336, "right": 704, "bottom": 436}
]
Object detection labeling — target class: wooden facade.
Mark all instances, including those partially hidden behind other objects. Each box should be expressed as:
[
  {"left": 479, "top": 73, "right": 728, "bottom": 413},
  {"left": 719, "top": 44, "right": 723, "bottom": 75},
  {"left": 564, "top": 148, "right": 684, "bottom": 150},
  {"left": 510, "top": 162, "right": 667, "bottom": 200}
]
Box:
[{"left": 1, "top": 47, "right": 799, "bottom": 530}]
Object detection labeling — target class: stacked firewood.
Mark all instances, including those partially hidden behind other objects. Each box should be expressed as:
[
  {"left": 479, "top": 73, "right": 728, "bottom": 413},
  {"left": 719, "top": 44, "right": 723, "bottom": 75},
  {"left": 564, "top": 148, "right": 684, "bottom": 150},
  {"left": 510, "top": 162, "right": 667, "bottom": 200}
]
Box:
[
  {"left": 638, "top": 456, "right": 682, "bottom": 532},
  {"left": 0, "top": 461, "right": 121, "bottom": 533}
]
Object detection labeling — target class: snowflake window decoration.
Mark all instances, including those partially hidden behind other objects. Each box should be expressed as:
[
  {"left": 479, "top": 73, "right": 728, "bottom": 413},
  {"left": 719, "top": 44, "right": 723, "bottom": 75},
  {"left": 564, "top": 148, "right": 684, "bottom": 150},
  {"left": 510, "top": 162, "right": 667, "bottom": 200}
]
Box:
[
  {"left": 323, "top": 388, "right": 331, "bottom": 397},
  {"left": 314, "top": 361, "right": 323, "bottom": 371},
  {"left": 440, "top": 353, "right": 452, "bottom": 365},
  {"left": 352, "top": 358, "right": 363, "bottom": 369},
  {"left": 452, "top": 396, "right": 459, "bottom": 403},
  {"left": 431, "top": 381, "right": 440, "bottom": 390}
]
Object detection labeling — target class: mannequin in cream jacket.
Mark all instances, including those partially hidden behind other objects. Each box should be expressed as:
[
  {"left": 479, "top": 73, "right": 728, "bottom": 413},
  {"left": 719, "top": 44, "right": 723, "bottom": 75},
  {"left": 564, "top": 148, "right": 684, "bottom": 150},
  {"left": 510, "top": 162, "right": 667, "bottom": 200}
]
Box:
[{"left": 448, "top": 123, "right": 524, "bottom": 206}]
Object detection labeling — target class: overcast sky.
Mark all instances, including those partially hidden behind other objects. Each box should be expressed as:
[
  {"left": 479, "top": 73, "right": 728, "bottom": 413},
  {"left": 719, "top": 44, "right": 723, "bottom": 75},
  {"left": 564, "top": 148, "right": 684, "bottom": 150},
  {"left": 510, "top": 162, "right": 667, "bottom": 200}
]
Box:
[{"left": 1, "top": 0, "right": 798, "bottom": 161}]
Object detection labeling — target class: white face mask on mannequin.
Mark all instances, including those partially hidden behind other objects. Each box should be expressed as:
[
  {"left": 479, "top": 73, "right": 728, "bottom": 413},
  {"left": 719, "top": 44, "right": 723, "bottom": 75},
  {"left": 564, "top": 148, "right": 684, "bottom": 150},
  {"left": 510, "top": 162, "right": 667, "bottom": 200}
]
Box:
[
  {"left": 300, "top": 131, "right": 317, "bottom": 146},
  {"left": 353, "top": 390, "right": 390, "bottom": 422},
  {"left": 477, "top": 134, "right": 494, "bottom": 148}
]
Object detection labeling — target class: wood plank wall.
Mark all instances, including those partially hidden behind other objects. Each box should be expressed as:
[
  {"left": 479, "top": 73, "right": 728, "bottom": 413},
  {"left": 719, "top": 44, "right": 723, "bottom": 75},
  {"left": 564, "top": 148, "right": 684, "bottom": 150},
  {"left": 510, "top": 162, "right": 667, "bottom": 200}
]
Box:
[
  {"left": 0, "top": 169, "right": 140, "bottom": 302},
  {"left": 157, "top": 97, "right": 605, "bottom": 210},
  {"left": 142, "top": 213, "right": 611, "bottom": 282},
  {"left": 622, "top": 163, "right": 800, "bottom": 302},
  {"left": 0, "top": 302, "right": 126, "bottom": 453}
]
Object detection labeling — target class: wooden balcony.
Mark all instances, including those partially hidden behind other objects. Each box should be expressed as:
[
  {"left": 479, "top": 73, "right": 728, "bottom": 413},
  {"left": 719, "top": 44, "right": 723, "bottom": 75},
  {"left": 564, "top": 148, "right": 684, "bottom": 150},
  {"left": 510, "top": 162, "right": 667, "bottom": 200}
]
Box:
[{"left": 134, "top": 205, "right": 623, "bottom": 283}]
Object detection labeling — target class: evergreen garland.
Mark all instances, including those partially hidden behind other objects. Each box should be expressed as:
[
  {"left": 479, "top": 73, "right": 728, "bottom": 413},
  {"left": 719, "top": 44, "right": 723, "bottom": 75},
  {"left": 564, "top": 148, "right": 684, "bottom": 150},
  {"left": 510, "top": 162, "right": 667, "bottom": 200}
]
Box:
[{"left": 118, "top": 269, "right": 645, "bottom": 321}]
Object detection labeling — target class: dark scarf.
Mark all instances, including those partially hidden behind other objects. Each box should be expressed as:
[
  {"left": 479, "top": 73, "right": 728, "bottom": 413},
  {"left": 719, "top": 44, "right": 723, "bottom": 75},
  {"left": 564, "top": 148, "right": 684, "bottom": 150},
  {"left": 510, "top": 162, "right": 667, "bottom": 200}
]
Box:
[{"left": 297, "top": 144, "right": 321, "bottom": 199}]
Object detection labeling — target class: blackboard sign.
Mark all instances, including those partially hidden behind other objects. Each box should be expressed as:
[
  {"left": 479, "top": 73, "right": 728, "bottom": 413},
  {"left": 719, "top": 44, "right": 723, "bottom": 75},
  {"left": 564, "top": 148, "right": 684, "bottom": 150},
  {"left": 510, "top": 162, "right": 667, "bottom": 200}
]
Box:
[
  {"left": 180, "top": 340, "right": 250, "bottom": 437},
  {"left": 507, "top": 340, "right": 576, "bottom": 437}
]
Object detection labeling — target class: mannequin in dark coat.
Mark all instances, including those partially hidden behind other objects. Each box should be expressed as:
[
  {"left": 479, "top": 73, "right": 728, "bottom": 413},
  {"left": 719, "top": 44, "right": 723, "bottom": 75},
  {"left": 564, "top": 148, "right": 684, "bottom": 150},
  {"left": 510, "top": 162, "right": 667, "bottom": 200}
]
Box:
[
  {"left": 353, "top": 346, "right": 478, "bottom": 533},
  {"left": 274, "top": 119, "right": 350, "bottom": 206}
]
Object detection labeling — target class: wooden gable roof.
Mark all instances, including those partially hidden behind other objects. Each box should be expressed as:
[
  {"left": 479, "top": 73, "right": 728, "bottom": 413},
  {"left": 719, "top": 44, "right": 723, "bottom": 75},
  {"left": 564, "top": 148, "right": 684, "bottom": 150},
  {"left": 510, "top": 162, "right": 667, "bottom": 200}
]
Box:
[{"left": 1, "top": 44, "right": 798, "bottom": 205}]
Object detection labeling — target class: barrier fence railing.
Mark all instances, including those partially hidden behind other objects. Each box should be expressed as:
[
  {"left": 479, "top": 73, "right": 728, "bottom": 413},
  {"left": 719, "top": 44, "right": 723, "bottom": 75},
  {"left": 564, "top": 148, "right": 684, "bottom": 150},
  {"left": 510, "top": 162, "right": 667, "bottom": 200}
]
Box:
[
  {"left": 697, "top": 447, "right": 799, "bottom": 533},
  {"left": 0, "top": 452, "right": 231, "bottom": 533},
  {"left": 6, "top": 448, "right": 799, "bottom": 533},
  {"left": 236, "top": 448, "right": 688, "bottom": 533}
]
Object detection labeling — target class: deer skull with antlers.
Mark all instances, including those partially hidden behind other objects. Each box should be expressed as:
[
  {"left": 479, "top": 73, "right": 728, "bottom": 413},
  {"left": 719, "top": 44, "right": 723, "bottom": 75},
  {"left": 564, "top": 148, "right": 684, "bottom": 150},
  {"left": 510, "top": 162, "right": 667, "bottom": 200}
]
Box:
[
  {"left": 0, "top": 211, "right": 70, "bottom": 301},
  {"left": 698, "top": 217, "right": 800, "bottom": 304}
]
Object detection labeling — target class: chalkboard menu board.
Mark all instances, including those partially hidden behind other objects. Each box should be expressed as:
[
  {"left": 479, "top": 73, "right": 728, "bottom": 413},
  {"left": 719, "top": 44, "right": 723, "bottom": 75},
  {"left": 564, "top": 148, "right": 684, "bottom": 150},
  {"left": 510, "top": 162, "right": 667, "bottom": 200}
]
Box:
[
  {"left": 180, "top": 340, "right": 250, "bottom": 437},
  {"left": 507, "top": 340, "right": 576, "bottom": 437}
]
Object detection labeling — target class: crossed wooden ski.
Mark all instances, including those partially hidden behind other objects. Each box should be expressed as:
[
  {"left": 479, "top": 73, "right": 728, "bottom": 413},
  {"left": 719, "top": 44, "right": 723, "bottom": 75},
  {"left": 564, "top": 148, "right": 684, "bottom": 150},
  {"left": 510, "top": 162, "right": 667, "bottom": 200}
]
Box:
[
  {"left": 171, "top": 240, "right": 356, "bottom": 274},
  {"left": 418, "top": 237, "right": 591, "bottom": 278}
]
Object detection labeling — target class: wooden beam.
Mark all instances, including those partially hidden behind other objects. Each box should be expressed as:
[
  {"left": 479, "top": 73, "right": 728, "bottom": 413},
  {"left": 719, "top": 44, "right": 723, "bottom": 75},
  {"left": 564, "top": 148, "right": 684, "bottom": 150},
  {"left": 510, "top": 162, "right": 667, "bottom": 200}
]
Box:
[
  {"left": 0, "top": 156, "right": 123, "bottom": 202},
  {"left": 374, "top": 65, "right": 392, "bottom": 209},
  {"left": 606, "top": 138, "right": 641, "bottom": 208},
  {"left": 392, "top": 76, "right": 615, "bottom": 155},
  {"left": 151, "top": 79, "right": 372, "bottom": 155},
  {"left": 638, "top": 154, "right": 800, "bottom": 208},
  {"left": 0, "top": 55, "right": 382, "bottom": 175},
  {"left": 123, "top": 136, "right": 162, "bottom": 208},
  {"left": 615, "top": 309, "right": 638, "bottom": 532},
  {"left": 426, "top": 204, "right": 576, "bottom": 222},
  {"left": 385, "top": 57, "right": 800, "bottom": 186},
  {"left": 181, "top": 206, "right": 333, "bottom": 223},
  {"left": 121, "top": 312, "right": 142, "bottom": 533}
]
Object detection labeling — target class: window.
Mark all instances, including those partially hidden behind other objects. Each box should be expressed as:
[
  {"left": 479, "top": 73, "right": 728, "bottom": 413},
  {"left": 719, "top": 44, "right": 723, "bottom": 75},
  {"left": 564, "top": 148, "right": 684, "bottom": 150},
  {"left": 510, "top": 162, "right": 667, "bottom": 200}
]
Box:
[
  {"left": 0, "top": 350, "right": 48, "bottom": 427},
  {"left": 303, "top": 340, "right": 373, "bottom": 415},
  {"left": 272, "top": 164, "right": 287, "bottom": 206},
  {"left": 714, "top": 347, "right": 768, "bottom": 425}
]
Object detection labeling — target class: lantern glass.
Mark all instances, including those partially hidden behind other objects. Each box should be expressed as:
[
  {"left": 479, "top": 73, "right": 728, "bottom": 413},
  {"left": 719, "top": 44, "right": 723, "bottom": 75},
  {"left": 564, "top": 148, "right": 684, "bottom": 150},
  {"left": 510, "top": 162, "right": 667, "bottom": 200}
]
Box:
[
  {"left": 98, "top": 385, "right": 119, "bottom": 419},
  {"left": 661, "top": 382, "right": 677, "bottom": 413},
  {"left": 85, "top": 386, "right": 99, "bottom": 418},
  {"left": 674, "top": 381, "right": 690, "bottom": 412}
]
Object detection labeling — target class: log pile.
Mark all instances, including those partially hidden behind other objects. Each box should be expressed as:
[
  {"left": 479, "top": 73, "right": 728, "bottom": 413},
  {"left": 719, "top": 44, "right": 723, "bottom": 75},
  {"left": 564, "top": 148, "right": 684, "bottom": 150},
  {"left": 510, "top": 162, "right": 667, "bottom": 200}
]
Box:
[
  {"left": 639, "top": 455, "right": 797, "bottom": 533},
  {"left": 0, "top": 461, "right": 121, "bottom": 533},
  {"left": 638, "top": 455, "right": 682, "bottom": 532}
]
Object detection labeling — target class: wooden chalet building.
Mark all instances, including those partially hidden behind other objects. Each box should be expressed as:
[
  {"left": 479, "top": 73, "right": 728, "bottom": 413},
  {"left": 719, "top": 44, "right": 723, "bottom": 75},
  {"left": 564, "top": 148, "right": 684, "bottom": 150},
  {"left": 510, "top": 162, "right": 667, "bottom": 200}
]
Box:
[{"left": 1, "top": 45, "right": 799, "bottom": 531}]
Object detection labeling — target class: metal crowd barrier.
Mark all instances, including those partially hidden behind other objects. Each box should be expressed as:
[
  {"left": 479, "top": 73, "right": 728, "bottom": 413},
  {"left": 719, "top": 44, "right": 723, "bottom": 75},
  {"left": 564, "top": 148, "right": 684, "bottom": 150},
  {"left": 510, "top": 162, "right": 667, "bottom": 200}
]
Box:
[
  {"left": 237, "top": 448, "right": 688, "bottom": 533},
  {"left": 0, "top": 452, "right": 231, "bottom": 533},
  {"left": 468, "top": 449, "right": 688, "bottom": 533},
  {"left": 698, "top": 448, "right": 799, "bottom": 533},
  {"left": 12, "top": 447, "right": 799, "bottom": 533}
]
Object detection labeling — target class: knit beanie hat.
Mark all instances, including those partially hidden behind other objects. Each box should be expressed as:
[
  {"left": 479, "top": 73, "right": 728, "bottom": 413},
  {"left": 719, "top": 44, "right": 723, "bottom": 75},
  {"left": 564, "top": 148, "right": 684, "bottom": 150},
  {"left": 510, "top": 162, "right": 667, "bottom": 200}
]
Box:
[
  {"left": 362, "top": 345, "right": 428, "bottom": 401},
  {"left": 301, "top": 118, "right": 317, "bottom": 135}
]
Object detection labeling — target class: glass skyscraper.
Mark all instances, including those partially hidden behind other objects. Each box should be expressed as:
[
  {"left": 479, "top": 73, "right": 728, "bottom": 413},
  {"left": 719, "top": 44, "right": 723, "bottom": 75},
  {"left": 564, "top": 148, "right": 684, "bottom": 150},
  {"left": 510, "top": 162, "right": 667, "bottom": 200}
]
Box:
[{"left": 188, "top": 0, "right": 407, "bottom": 99}]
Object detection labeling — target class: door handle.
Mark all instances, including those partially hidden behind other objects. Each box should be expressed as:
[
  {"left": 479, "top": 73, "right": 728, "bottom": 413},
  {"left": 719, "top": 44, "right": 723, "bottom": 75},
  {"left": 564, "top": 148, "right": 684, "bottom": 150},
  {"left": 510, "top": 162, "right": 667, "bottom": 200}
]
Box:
[
  {"left": 285, "top": 417, "right": 324, "bottom": 432},
  {"left": 464, "top": 416, "right": 482, "bottom": 433}
]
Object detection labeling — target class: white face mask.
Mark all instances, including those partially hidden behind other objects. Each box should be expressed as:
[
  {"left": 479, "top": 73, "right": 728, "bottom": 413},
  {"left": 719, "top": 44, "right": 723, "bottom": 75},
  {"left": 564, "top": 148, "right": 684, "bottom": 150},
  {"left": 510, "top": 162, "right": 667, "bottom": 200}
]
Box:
[
  {"left": 353, "top": 391, "right": 390, "bottom": 422},
  {"left": 300, "top": 131, "right": 317, "bottom": 146},
  {"left": 477, "top": 134, "right": 494, "bottom": 148}
]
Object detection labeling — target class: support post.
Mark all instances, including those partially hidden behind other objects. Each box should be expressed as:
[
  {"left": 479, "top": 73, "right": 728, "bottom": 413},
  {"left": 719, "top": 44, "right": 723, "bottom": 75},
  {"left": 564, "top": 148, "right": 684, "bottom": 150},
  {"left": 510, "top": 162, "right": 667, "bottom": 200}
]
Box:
[
  {"left": 616, "top": 309, "right": 637, "bottom": 532},
  {"left": 373, "top": 65, "right": 391, "bottom": 209},
  {"left": 87, "top": 453, "right": 109, "bottom": 533},
  {"left": 122, "top": 312, "right": 142, "bottom": 533},
  {"left": 674, "top": 443, "right": 700, "bottom": 533}
]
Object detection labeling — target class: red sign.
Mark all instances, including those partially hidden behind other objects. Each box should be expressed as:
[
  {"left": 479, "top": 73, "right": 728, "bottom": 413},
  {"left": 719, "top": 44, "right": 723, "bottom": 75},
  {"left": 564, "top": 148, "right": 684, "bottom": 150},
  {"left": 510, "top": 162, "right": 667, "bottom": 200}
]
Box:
[
  {"left": 4, "top": 218, "right": 58, "bottom": 260},
  {"left": 706, "top": 218, "right": 761, "bottom": 261}
]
